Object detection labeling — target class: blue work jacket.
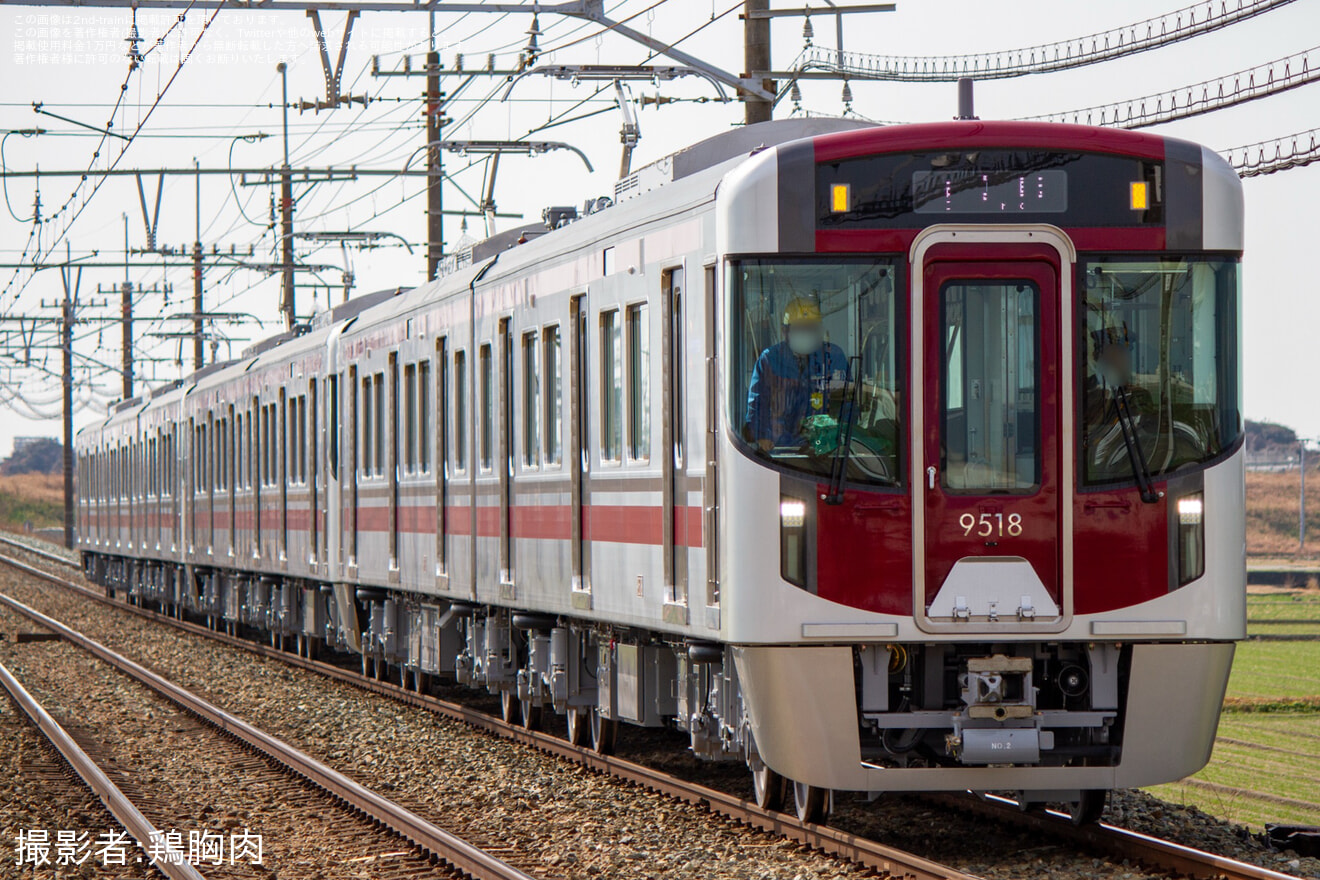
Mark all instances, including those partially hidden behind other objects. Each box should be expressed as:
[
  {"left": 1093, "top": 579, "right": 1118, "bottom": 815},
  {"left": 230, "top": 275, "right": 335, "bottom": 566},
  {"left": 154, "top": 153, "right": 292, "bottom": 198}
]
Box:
[{"left": 744, "top": 341, "right": 850, "bottom": 448}]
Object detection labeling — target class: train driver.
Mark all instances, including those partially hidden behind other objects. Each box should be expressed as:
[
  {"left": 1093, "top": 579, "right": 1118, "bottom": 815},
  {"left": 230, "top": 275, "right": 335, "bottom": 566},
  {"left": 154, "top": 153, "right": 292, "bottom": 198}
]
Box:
[{"left": 744, "top": 297, "right": 850, "bottom": 452}]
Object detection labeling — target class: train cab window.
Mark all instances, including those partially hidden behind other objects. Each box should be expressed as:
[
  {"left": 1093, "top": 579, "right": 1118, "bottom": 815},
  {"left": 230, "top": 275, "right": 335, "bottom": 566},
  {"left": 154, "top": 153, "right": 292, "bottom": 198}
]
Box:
[
  {"left": 940, "top": 281, "right": 1039, "bottom": 493},
  {"left": 730, "top": 258, "right": 901, "bottom": 487},
  {"left": 627, "top": 303, "right": 651, "bottom": 462},
  {"left": 543, "top": 326, "right": 562, "bottom": 466},
  {"left": 600, "top": 309, "right": 623, "bottom": 462},
  {"left": 522, "top": 331, "right": 540, "bottom": 467},
  {"left": 454, "top": 350, "right": 468, "bottom": 472},
  {"left": 1080, "top": 257, "right": 1242, "bottom": 485},
  {"left": 479, "top": 344, "right": 494, "bottom": 471}
]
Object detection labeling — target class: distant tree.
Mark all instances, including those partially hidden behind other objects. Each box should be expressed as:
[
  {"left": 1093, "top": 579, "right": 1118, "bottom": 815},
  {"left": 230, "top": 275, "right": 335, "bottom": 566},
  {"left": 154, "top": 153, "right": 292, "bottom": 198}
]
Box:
[
  {"left": 1245, "top": 420, "right": 1298, "bottom": 453},
  {"left": 0, "top": 438, "right": 64, "bottom": 475}
]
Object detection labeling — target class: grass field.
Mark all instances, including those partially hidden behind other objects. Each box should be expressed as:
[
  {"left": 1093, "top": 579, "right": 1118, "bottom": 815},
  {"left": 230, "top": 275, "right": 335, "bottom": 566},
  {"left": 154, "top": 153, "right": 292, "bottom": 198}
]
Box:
[
  {"left": 1146, "top": 590, "right": 1320, "bottom": 830},
  {"left": 0, "top": 472, "right": 63, "bottom": 532}
]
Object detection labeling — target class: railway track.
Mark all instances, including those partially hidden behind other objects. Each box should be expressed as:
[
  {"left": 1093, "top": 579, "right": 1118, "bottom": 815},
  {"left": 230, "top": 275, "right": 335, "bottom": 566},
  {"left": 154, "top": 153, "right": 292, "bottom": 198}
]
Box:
[
  {"left": 0, "top": 541, "right": 1305, "bottom": 880},
  {"left": 0, "top": 578, "right": 546, "bottom": 880},
  {"left": 0, "top": 657, "right": 205, "bottom": 880}
]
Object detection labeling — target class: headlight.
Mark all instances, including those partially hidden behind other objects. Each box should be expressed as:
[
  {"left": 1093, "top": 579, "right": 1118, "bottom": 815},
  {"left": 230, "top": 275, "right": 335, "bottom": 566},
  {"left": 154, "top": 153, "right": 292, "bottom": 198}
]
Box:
[
  {"left": 779, "top": 498, "right": 806, "bottom": 528},
  {"left": 1176, "top": 492, "right": 1205, "bottom": 584},
  {"left": 780, "top": 496, "right": 808, "bottom": 587}
]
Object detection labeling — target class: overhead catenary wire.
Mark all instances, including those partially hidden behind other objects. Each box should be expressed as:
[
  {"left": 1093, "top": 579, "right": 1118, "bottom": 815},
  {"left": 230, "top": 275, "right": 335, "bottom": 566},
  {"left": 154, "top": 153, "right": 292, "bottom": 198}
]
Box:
[
  {"left": 1021, "top": 45, "right": 1320, "bottom": 129},
  {"left": 792, "top": 0, "right": 1298, "bottom": 83}
]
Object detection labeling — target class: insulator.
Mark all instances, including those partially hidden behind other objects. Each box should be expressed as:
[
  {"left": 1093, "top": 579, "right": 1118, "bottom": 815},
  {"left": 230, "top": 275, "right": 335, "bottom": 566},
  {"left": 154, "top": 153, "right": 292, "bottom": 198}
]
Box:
[
  {"left": 841, "top": 80, "right": 853, "bottom": 105},
  {"left": 802, "top": 15, "right": 813, "bottom": 42},
  {"left": 790, "top": 81, "right": 802, "bottom": 104}
]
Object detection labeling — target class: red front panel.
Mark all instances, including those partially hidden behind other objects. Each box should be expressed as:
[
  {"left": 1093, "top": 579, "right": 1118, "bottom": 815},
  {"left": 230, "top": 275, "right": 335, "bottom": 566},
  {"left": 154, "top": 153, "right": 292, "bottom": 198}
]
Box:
[{"left": 815, "top": 487, "right": 912, "bottom": 615}]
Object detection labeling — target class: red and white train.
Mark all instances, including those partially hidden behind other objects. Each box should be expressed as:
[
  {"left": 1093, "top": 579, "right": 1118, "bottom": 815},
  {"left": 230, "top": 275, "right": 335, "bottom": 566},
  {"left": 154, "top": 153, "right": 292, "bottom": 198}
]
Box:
[{"left": 76, "top": 118, "right": 1246, "bottom": 824}]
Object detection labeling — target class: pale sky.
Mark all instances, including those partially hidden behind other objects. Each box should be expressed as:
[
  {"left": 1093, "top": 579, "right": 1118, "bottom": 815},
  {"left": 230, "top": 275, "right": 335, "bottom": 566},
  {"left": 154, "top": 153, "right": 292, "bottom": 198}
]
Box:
[{"left": 1, "top": 0, "right": 1317, "bottom": 454}]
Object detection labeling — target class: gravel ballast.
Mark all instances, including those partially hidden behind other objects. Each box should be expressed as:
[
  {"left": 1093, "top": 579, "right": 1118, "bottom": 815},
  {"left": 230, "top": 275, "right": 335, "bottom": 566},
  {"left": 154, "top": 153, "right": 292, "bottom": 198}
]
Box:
[{"left": 0, "top": 558, "right": 1316, "bottom": 879}]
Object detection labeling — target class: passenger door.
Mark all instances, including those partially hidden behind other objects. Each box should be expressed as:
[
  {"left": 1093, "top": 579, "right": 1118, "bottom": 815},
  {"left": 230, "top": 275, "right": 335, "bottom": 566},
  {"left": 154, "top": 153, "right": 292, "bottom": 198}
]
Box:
[{"left": 917, "top": 242, "right": 1070, "bottom": 631}]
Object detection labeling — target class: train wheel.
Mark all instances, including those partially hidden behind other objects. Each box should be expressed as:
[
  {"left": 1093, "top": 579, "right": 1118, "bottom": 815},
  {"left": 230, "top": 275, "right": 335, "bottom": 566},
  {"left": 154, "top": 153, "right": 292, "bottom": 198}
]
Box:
[
  {"left": 565, "top": 707, "right": 590, "bottom": 746},
  {"left": 520, "top": 698, "right": 543, "bottom": 731},
  {"left": 500, "top": 689, "right": 521, "bottom": 725},
  {"left": 1017, "top": 794, "right": 1047, "bottom": 814},
  {"left": 1070, "top": 790, "right": 1107, "bottom": 826},
  {"left": 589, "top": 707, "right": 617, "bottom": 755},
  {"left": 751, "top": 763, "right": 785, "bottom": 812},
  {"left": 792, "top": 780, "right": 828, "bottom": 825}
]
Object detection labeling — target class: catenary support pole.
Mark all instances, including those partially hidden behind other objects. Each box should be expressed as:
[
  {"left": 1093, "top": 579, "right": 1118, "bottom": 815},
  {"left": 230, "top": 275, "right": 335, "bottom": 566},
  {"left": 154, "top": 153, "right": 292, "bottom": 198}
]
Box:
[{"left": 743, "top": 0, "right": 772, "bottom": 125}]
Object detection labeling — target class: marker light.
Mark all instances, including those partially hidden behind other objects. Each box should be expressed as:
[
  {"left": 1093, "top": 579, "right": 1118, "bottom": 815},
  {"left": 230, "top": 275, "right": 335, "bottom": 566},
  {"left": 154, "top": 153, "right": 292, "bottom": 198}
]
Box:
[
  {"left": 831, "top": 183, "right": 850, "bottom": 213},
  {"left": 1130, "top": 181, "right": 1149, "bottom": 211},
  {"left": 780, "top": 498, "right": 807, "bottom": 528},
  {"left": 1177, "top": 495, "right": 1204, "bottom": 525}
]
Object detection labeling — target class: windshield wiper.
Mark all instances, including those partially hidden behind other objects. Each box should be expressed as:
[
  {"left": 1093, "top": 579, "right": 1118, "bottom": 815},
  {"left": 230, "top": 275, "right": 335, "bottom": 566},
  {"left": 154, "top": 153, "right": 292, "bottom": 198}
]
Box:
[
  {"left": 825, "top": 355, "right": 862, "bottom": 505},
  {"left": 1111, "top": 384, "right": 1161, "bottom": 504}
]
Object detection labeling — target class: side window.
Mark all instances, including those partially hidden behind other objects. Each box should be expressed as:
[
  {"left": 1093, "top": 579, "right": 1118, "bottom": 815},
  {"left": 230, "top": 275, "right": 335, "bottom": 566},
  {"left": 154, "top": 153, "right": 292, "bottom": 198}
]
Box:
[
  {"left": 288, "top": 399, "right": 298, "bottom": 484},
  {"left": 404, "top": 362, "right": 418, "bottom": 474},
  {"left": 373, "top": 372, "right": 385, "bottom": 477},
  {"left": 479, "top": 343, "right": 493, "bottom": 471},
  {"left": 362, "top": 375, "right": 374, "bottom": 478},
  {"left": 600, "top": 309, "right": 622, "bottom": 462},
  {"left": 523, "top": 330, "right": 539, "bottom": 467},
  {"left": 454, "top": 350, "right": 468, "bottom": 472},
  {"left": 418, "top": 361, "right": 431, "bottom": 474},
  {"left": 626, "top": 303, "right": 650, "bottom": 461},
  {"left": 543, "top": 325, "right": 562, "bottom": 466},
  {"left": 298, "top": 395, "right": 308, "bottom": 484},
  {"left": 328, "top": 374, "right": 340, "bottom": 480}
]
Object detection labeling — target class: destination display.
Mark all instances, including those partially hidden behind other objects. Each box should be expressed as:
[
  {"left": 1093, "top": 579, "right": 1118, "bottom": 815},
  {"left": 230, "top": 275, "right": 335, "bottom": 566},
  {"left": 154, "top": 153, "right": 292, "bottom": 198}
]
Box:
[
  {"left": 816, "top": 149, "right": 1164, "bottom": 230},
  {"left": 911, "top": 169, "right": 1068, "bottom": 214}
]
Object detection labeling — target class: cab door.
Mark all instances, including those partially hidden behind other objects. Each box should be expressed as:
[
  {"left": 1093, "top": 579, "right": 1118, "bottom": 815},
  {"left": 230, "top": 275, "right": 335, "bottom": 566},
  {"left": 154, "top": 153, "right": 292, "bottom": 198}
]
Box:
[{"left": 916, "top": 240, "right": 1071, "bottom": 631}]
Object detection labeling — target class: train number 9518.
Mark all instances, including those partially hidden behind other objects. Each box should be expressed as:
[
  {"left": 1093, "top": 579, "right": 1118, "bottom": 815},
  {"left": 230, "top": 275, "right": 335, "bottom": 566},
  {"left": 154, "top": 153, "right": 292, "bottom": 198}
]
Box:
[{"left": 959, "top": 512, "right": 1023, "bottom": 537}]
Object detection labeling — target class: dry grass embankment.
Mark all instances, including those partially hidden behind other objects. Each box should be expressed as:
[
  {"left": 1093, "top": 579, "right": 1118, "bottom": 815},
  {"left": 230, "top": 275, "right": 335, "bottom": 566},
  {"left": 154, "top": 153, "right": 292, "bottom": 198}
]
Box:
[{"left": 1246, "top": 469, "right": 1320, "bottom": 564}]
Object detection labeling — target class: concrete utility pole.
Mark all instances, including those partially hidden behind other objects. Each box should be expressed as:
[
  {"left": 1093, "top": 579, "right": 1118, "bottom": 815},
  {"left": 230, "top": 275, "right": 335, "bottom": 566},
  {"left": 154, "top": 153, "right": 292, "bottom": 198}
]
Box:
[
  {"left": 426, "top": 46, "right": 445, "bottom": 280},
  {"left": 193, "top": 157, "right": 204, "bottom": 369},
  {"left": 1303, "top": 441, "right": 1309, "bottom": 549},
  {"left": 278, "top": 62, "right": 296, "bottom": 328},
  {"left": 60, "top": 244, "right": 81, "bottom": 550},
  {"left": 743, "top": 0, "right": 773, "bottom": 125},
  {"left": 121, "top": 214, "right": 133, "bottom": 398}
]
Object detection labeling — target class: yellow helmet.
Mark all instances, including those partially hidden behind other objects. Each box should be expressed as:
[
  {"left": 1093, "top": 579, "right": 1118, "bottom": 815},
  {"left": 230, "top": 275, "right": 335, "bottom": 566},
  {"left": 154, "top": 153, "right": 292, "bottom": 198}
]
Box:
[{"left": 781, "top": 297, "right": 822, "bottom": 326}]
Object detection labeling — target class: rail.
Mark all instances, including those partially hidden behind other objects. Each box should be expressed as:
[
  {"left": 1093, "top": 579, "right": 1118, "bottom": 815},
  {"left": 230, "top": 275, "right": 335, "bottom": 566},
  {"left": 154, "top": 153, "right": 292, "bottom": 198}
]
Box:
[
  {"left": 0, "top": 659, "right": 204, "bottom": 880},
  {"left": 0, "top": 532, "right": 80, "bottom": 569},
  {"left": 0, "top": 573, "right": 540, "bottom": 880},
  {"left": 932, "top": 793, "right": 1302, "bottom": 880}
]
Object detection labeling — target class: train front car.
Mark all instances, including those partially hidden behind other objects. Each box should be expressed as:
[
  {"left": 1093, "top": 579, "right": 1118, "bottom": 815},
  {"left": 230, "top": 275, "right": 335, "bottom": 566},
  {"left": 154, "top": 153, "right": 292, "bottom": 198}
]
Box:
[{"left": 718, "top": 122, "right": 1245, "bottom": 821}]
